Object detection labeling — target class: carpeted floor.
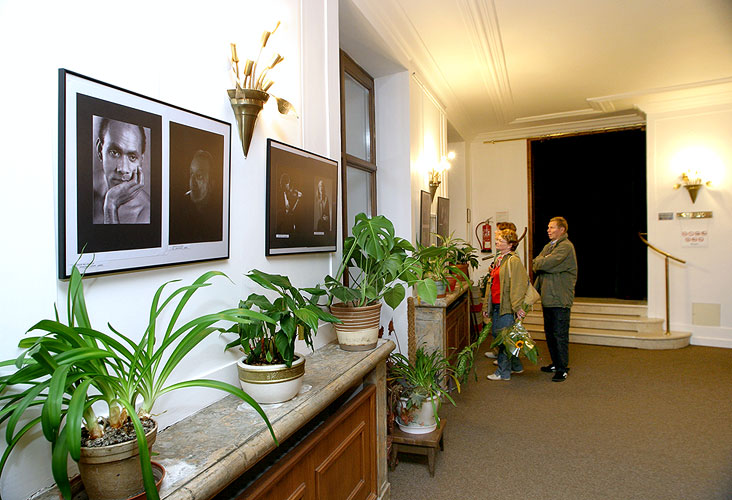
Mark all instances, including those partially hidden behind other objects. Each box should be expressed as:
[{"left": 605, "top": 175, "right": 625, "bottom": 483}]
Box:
[{"left": 388, "top": 341, "right": 732, "bottom": 500}]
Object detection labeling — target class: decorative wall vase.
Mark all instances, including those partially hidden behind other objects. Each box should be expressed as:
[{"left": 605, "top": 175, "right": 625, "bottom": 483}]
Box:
[{"left": 228, "top": 88, "right": 270, "bottom": 157}]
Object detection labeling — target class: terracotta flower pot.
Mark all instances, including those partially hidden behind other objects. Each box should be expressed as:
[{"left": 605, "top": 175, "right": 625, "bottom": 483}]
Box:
[
  {"left": 237, "top": 354, "right": 306, "bottom": 404},
  {"left": 78, "top": 421, "right": 158, "bottom": 500},
  {"left": 454, "top": 263, "right": 470, "bottom": 282},
  {"left": 446, "top": 276, "right": 458, "bottom": 293},
  {"left": 329, "top": 302, "right": 382, "bottom": 351}
]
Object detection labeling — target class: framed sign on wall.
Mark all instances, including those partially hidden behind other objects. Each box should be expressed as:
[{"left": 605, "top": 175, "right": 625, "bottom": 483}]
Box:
[{"left": 58, "top": 69, "right": 231, "bottom": 278}]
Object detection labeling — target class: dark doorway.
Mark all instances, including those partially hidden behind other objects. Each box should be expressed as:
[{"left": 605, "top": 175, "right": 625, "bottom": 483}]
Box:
[{"left": 530, "top": 128, "right": 647, "bottom": 300}]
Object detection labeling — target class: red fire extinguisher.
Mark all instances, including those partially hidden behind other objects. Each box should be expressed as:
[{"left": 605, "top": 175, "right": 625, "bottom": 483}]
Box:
[{"left": 474, "top": 217, "right": 493, "bottom": 253}]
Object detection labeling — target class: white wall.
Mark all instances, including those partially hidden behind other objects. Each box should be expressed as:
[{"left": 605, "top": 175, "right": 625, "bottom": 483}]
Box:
[
  {"left": 0, "top": 1, "right": 340, "bottom": 498},
  {"left": 447, "top": 141, "right": 469, "bottom": 242},
  {"left": 468, "top": 140, "right": 530, "bottom": 283},
  {"left": 375, "top": 70, "right": 412, "bottom": 353},
  {"left": 645, "top": 101, "right": 732, "bottom": 347}
]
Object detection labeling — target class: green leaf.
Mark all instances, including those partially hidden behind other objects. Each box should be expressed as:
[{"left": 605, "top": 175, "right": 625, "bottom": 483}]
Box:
[
  {"left": 415, "top": 279, "right": 437, "bottom": 305},
  {"left": 383, "top": 284, "right": 406, "bottom": 310}
]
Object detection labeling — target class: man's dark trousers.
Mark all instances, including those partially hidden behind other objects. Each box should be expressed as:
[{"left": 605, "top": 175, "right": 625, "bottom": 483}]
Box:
[{"left": 543, "top": 307, "right": 570, "bottom": 370}]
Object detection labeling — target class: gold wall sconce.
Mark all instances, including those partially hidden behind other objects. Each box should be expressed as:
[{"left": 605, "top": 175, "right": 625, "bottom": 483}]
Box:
[
  {"left": 228, "top": 22, "right": 297, "bottom": 158},
  {"left": 428, "top": 154, "right": 453, "bottom": 200},
  {"left": 674, "top": 171, "right": 711, "bottom": 203}
]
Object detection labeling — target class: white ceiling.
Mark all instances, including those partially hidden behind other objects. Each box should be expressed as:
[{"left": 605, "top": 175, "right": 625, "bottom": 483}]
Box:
[{"left": 339, "top": 0, "right": 732, "bottom": 141}]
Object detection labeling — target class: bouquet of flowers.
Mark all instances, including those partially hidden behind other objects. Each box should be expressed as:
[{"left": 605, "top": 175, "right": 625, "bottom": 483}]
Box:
[{"left": 490, "top": 313, "right": 539, "bottom": 364}]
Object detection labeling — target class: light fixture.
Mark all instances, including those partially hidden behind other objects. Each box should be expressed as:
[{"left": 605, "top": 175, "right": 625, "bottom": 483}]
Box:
[
  {"left": 228, "top": 22, "right": 297, "bottom": 158},
  {"left": 428, "top": 155, "right": 452, "bottom": 200},
  {"left": 674, "top": 171, "right": 711, "bottom": 203}
]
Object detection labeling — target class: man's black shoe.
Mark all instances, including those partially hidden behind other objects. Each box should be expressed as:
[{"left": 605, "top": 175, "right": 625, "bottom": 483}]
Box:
[
  {"left": 540, "top": 365, "right": 556, "bottom": 373},
  {"left": 552, "top": 370, "right": 568, "bottom": 382}
]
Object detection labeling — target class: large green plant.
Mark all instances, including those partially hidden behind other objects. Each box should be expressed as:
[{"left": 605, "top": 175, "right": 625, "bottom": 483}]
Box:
[
  {"left": 223, "top": 269, "right": 341, "bottom": 367},
  {"left": 0, "top": 266, "right": 277, "bottom": 500},
  {"left": 416, "top": 241, "right": 468, "bottom": 286},
  {"left": 325, "top": 213, "right": 437, "bottom": 308},
  {"left": 388, "top": 346, "right": 458, "bottom": 428}
]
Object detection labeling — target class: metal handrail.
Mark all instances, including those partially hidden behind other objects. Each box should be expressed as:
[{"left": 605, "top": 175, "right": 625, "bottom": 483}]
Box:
[{"left": 638, "top": 232, "right": 686, "bottom": 335}]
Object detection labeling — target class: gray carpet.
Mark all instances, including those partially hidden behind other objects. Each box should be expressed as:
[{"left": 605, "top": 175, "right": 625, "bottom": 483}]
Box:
[{"left": 388, "top": 341, "right": 732, "bottom": 500}]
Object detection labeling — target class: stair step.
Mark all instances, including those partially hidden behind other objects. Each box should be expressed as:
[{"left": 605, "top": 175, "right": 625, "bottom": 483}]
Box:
[
  {"left": 526, "top": 326, "right": 691, "bottom": 350},
  {"left": 524, "top": 312, "right": 663, "bottom": 334},
  {"left": 533, "top": 301, "right": 647, "bottom": 317}
]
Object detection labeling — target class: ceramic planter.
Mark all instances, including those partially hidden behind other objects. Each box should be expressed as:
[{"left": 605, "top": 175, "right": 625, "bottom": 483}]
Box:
[
  {"left": 434, "top": 279, "right": 447, "bottom": 298},
  {"left": 78, "top": 421, "right": 158, "bottom": 500},
  {"left": 237, "top": 354, "right": 306, "bottom": 404},
  {"left": 329, "top": 302, "right": 382, "bottom": 351},
  {"left": 396, "top": 396, "right": 440, "bottom": 434}
]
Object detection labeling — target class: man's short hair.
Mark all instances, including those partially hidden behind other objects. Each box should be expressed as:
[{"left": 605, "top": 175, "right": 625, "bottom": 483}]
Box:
[
  {"left": 550, "top": 216, "right": 568, "bottom": 232},
  {"left": 499, "top": 228, "right": 519, "bottom": 251},
  {"left": 191, "top": 150, "right": 213, "bottom": 170},
  {"left": 98, "top": 117, "right": 147, "bottom": 155}
]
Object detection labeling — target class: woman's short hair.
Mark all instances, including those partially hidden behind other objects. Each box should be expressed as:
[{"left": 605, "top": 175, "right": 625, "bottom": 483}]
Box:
[
  {"left": 550, "top": 216, "right": 568, "bottom": 232},
  {"left": 497, "top": 221, "right": 516, "bottom": 232},
  {"left": 499, "top": 228, "right": 519, "bottom": 251}
]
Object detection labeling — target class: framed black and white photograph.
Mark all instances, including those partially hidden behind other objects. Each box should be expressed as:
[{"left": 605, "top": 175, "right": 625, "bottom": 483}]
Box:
[
  {"left": 437, "top": 196, "right": 450, "bottom": 241},
  {"left": 266, "top": 139, "right": 338, "bottom": 255},
  {"left": 419, "top": 190, "right": 432, "bottom": 246},
  {"left": 58, "top": 69, "right": 231, "bottom": 278}
]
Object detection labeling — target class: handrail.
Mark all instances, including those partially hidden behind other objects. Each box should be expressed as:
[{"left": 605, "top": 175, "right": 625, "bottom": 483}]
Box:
[
  {"left": 638, "top": 232, "right": 686, "bottom": 335},
  {"left": 638, "top": 233, "right": 686, "bottom": 264}
]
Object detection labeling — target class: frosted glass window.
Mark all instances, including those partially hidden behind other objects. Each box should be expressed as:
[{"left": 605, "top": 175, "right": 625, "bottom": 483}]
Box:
[
  {"left": 344, "top": 74, "right": 371, "bottom": 162},
  {"left": 346, "top": 166, "right": 372, "bottom": 234}
]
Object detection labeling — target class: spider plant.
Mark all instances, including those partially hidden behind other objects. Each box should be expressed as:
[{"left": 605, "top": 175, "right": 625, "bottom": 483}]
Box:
[
  {"left": 387, "top": 346, "right": 458, "bottom": 428},
  {"left": 223, "top": 269, "right": 342, "bottom": 367},
  {"left": 0, "top": 265, "right": 277, "bottom": 500}
]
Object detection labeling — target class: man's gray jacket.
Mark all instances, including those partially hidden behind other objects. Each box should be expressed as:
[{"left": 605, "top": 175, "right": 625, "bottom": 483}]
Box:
[{"left": 532, "top": 233, "right": 577, "bottom": 308}]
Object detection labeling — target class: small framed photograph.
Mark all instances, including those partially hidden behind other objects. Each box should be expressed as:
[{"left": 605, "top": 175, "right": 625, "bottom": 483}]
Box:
[
  {"left": 58, "top": 69, "right": 231, "bottom": 278},
  {"left": 265, "top": 139, "right": 338, "bottom": 255},
  {"left": 437, "top": 196, "right": 450, "bottom": 241},
  {"left": 419, "top": 190, "right": 432, "bottom": 246}
]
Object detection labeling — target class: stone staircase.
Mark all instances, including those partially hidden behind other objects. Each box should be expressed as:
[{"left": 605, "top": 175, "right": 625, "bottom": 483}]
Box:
[{"left": 524, "top": 299, "right": 691, "bottom": 349}]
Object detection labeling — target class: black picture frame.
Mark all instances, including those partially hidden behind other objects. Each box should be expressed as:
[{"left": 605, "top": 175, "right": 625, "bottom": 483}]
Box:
[
  {"left": 419, "top": 190, "right": 432, "bottom": 246},
  {"left": 437, "top": 196, "right": 450, "bottom": 241},
  {"left": 58, "top": 69, "right": 231, "bottom": 278},
  {"left": 265, "top": 139, "right": 338, "bottom": 255}
]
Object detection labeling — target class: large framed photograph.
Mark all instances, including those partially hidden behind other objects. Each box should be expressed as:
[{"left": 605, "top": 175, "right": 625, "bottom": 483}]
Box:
[
  {"left": 266, "top": 139, "right": 338, "bottom": 255},
  {"left": 58, "top": 69, "right": 231, "bottom": 278},
  {"left": 419, "top": 190, "right": 432, "bottom": 246}
]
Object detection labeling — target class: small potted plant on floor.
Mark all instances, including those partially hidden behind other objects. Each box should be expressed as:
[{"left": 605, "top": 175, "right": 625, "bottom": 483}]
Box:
[
  {"left": 0, "top": 266, "right": 277, "bottom": 500},
  {"left": 222, "top": 269, "right": 342, "bottom": 404},
  {"left": 387, "top": 346, "right": 458, "bottom": 434},
  {"left": 325, "top": 213, "right": 436, "bottom": 351}
]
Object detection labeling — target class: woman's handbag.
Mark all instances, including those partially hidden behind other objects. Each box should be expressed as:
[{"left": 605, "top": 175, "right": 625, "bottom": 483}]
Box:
[
  {"left": 507, "top": 255, "right": 541, "bottom": 307},
  {"left": 523, "top": 281, "right": 541, "bottom": 306}
]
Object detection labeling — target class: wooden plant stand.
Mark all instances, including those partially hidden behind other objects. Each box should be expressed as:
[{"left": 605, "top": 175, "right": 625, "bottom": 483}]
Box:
[{"left": 388, "top": 418, "right": 446, "bottom": 477}]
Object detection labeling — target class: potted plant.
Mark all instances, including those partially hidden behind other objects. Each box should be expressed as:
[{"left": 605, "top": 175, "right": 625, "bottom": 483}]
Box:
[
  {"left": 387, "top": 346, "right": 458, "bottom": 434},
  {"left": 451, "top": 241, "right": 480, "bottom": 283},
  {"left": 416, "top": 240, "right": 468, "bottom": 298},
  {"left": 325, "top": 213, "right": 436, "bottom": 350},
  {"left": 0, "top": 266, "right": 277, "bottom": 500},
  {"left": 222, "top": 269, "right": 341, "bottom": 404}
]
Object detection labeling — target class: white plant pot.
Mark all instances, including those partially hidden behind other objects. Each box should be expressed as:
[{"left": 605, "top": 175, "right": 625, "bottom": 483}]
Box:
[
  {"left": 396, "top": 396, "right": 440, "bottom": 434},
  {"left": 237, "top": 354, "right": 305, "bottom": 404}
]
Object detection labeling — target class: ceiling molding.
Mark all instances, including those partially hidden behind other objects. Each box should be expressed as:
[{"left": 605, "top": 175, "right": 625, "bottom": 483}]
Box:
[
  {"left": 457, "top": 0, "right": 513, "bottom": 124},
  {"left": 350, "top": 0, "right": 474, "bottom": 139},
  {"left": 510, "top": 108, "right": 602, "bottom": 125},
  {"left": 474, "top": 113, "right": 645, "bottom": 143}
]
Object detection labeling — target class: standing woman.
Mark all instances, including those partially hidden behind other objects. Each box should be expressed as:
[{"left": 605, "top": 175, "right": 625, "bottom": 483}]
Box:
[{"left": 483, "top": 228, "right": 529, "bottom": 381}]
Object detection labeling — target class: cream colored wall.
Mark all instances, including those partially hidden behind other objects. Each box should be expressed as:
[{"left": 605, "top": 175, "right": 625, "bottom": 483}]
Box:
[
  {"left": 0, "top": 1, "right": 340, "bottom": 498},
  {"left": 447, "top": 141, "right": 469, "bottom": 243},
  {"left": 468, "top": 140, "right": 530, "bottom": 284},
  {"left": 645, "top": 102, "right": 732, "bottom": 347}
]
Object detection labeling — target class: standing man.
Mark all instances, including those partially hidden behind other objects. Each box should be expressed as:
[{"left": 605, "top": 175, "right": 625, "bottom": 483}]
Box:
[
  {"left": 533, "top": 216, "right": 577, "bottom": 382},
  {"left": 93, "top": 117, "right": 150, "bottom": 224}
]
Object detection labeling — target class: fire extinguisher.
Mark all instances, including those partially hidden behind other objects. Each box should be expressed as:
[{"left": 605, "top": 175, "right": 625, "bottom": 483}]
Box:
[{"left": 474, "top": 217, "right": 493, "bottom": 253}]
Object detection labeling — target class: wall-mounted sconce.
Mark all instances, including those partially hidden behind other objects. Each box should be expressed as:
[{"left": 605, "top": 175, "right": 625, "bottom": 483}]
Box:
[
  {"left": 228, "top": 22, "right": 297, "bottom": 158},
  {"left": 428, "top": 155, "right": 452, "bottom": 200},
  {"left": 674, "top": 171, "right": 711, "bottom": 203}
]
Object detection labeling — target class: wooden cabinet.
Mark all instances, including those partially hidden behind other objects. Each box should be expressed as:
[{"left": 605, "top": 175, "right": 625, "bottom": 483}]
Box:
[
  {"left": 238, "top": 385, "right": 377, "bottom": 500},
  {"left": 414, "top": 284, "right": 470, "bottom": 363}
]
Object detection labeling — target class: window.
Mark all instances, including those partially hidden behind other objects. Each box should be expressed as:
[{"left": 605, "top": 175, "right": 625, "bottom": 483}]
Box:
[{"left": 340, "top": 50, "right": 377, "bottom": 236}]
